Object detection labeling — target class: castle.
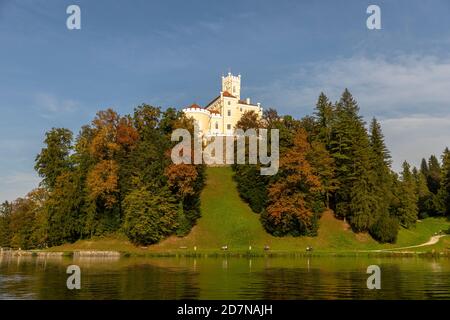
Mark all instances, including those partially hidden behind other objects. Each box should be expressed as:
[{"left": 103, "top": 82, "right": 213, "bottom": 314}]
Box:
[{"left": 182, "top": 73, "right": 263, "bottom": 137}]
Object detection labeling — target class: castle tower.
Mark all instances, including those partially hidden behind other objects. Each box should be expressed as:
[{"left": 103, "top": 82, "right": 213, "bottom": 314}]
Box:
[{"left": 221, "top": 72, "right": 241, "bottom": 99}]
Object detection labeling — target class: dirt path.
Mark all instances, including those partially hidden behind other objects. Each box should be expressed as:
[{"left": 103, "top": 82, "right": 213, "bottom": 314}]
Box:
[{"left": 370, "top": 235, "right": 447, "bottom": 252}]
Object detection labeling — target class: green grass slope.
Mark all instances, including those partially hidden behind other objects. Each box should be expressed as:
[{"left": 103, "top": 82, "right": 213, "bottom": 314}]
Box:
[{"left": 50, "top": 166, "right": 450, "bottom": 254}]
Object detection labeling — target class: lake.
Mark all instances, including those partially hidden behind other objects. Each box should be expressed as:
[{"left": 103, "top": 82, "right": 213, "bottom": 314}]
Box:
[{"left": 0, "top": 255, "right": 449, "bottom": 299}]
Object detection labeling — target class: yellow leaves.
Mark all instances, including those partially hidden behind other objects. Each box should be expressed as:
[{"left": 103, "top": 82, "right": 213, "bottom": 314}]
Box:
[{"left": 86, "top": 160, "right": 119, "bottom": 208}]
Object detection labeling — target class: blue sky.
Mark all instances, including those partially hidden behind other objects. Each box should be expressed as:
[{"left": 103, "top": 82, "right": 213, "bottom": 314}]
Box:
[{"left": 1, "top": 0, "right": 450, "bottom": 202}]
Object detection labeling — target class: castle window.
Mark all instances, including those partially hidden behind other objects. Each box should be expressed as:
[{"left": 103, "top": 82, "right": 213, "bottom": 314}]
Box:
[
  {"left": 227, "top": 124, "right": 231, "bottom": 130},
  {"left": 240, "top": 107, "right": 242, "bottom": 112},
  {"left": 227, "top": 110, "right": 231, "bottom": 116},
  {"left": 215, "top": 122, "right": 218, "bottom": 129},
  {"left": 233, "top": 86, "right": 236, "bottom": 93},
  {"left": 228, "top": 101, "right": 231, "bottom": 105}
]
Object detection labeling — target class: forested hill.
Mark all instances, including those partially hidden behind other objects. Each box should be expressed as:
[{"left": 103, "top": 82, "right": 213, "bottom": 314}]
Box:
[{"left": 1, "top": 89, "right": 450, "bottom": 251}]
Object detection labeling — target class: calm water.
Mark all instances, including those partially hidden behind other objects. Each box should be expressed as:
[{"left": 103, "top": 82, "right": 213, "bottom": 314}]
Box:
[{"left": 0, "top": 255, "right": 449, "bottom": 299}]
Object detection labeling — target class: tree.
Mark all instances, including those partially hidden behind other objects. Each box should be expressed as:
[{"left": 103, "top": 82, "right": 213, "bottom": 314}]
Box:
[
  {"left": 427, "top": 155, "right": 441, "bottom": 194},
  {"left": 440, "top": 148, "right": 450, "bottom": 216},
  {"left": 412, "top": 167, "right": 434, "bottom": 218},
  {"left": 369, "top": 118, "right": 394, "bottom": 223},
  {"left": 307, "top": 140, "right": 337, "bottom": 208},
  {"left": 233, "top": 109, "right": 270, "bottom": 213},
  {"left": 165, "top": 163, "right": 203, "bottom": 235},
  {"left": 329, "top": 89, "right": 379, "bottom": 231},
  {"left": 397, "top": 161, "right": 418, "bottom": 228},
  {"left": 263, "top": 129, "right": 323, "bottom": 236},
  {"left": 35, "top": 128, "right": 73, "bottom": 189},
  {"left": 235, "top": 110, "right": 262, "bottom": 131},
  {"left": 123, "top": 186, "right": 178, "bottom": 245},
  {"left": 369, "top": 213, "right": 399, "bottom": 243},
  {"left": 45, "top": 171, "right": 87, "bottom": 246},
  {"left": 0, "top": 201, "right": 13, "bottom": 247},
  {"left": 8, "top": 189, "right": 48, "bottom": 249},
  {"left": 313, "top": 92, "right": 334, "bottom": 147}
]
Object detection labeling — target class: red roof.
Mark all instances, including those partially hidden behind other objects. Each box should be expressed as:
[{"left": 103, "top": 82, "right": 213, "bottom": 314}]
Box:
[
  {"left": 222, "top": 91, "right": 236, "bottom": 98},
  {"left": 188, "top": 103, "right": 202, "bottom": 109}
]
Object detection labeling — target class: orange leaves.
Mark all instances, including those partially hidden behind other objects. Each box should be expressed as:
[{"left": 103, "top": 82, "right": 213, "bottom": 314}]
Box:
[
  {"left": 85, "top": 109, "right": 138, "bottom": 209},
  {"left": 266, "top": 194, "right": 312, "bottom": 223},
  {"left": 279, "top": 129, "right": 321, "bottom": 191},
  {"left": 266, "top": 128, "right": 321, "bottom": 228},
  {"left": 117, "top": 117, "right": 139, "bottom": 150},
  {"left": 165, "top": 164, "right": 198, "bottom": 198},
  {"left": 89, "top": 109, "right": 139, "bottom": 160},
  {"left": 86, "top": 160, "right": 119, "bottom": 208}
]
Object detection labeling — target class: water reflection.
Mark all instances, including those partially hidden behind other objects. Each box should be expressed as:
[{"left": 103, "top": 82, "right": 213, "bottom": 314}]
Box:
[{"left": 0, "top": 256, "right": 449, "bottom": 300}]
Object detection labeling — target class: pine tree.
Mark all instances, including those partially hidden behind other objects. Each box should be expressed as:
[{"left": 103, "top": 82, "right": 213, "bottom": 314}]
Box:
[
  {"left": 329, "top": 89, "right": 379, "bottom": 231},
  {"left": 397, "top": 161, "right": 418, "bottom": 228},
  {"left": 427, "top": 155, "right": 441, "bottom": 194},
  {"left": 314, "top": 92, "right": 334, "bottom": 147},
  {"left": 369, "top": 118, "right": 393, "bottom": 221},
  {"left": 440, "top": 148, "right": 450, "bottom": 216},
  {"left": 412, "top": 167, "right": 433, "bottom": 218}
]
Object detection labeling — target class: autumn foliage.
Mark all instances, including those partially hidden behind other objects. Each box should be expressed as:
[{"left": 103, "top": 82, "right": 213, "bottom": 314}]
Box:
[
  {"left": 1, "top": 105, "right": 204, "bottom": 248},
  {"left": 264, "top": 129, "right": 323, "bottom": 236}
]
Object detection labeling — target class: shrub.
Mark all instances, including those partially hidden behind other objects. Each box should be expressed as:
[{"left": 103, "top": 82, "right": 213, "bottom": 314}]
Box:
[{"left": 369, "top": 214, "right": 399, "bottom": 243}]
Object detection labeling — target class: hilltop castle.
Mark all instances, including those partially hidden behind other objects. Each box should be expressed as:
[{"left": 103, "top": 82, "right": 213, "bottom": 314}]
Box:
[{"left": 182, "top": 73, "right": 263, "bottom": 137}]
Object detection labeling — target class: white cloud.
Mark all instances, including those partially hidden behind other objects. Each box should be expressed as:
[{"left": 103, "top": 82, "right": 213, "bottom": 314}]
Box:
[
  {"left": 254, "top": 55, "right": 450, "bottom": 118},
  {"left": 34, "top": 93, "right": 79, "bottom": 117},
  {"left": 251, "top": 55, "right": 450, "bottom": 171},
  {"left": 381, "top": 115, "right": 450, "bottom": 172}
]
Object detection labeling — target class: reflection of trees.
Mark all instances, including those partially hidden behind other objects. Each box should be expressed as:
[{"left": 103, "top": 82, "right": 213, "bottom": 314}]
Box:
[
  {"left": 2, "top": 256, "right": 200, "bottom": 299},
  {"left": 2, "top": 256, "right": 450, "bottom": 299}
]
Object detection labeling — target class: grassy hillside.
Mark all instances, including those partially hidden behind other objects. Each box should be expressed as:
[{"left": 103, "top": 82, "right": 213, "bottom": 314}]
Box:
[{"left": 50, "top": 166, "right": 450, "bottom": 254}]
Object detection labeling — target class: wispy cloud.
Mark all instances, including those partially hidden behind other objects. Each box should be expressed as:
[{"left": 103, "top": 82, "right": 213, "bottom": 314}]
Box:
[
  {"left": 381, "top": 115, "right": 450, "bottom": 172},
  {"left": 34, "top": 93, "right": 79, "bottom": 118},
  {"left": 251, "top": 55, "right": 450, "bottom": 171},
  {"left": 254, "top": 55, "right": 450, "bottom": 118}
]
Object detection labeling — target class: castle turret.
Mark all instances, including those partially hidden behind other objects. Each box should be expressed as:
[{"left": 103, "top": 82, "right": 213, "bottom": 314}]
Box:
[{"left": 221, "top": 72, "right": 241, "bottom": 99}]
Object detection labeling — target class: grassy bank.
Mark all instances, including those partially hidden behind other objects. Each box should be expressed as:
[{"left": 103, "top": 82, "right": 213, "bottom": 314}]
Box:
[{"left": 47, "top": 167, "right": 450, "bottom": 256}]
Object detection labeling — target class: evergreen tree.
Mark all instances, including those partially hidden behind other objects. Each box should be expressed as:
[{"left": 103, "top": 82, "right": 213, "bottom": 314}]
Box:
[
  {"left": 427, "top": 155, "right": 441, "bottom": 194},
  {"left": 412, "top": 167, "right": 433, "bottom": 218},
  {"left": 440, "top": 148, "right": 450, "bottom": 216},
  {"left": 397, "top": 161, "right": 418, "bottom": 228},
  {"left": 313, "top": 92, "right": 334, "bottom": 147},
  {"left": 329, "top": 89, "right": 379, "bottom": 231},
  {"left": 369, "top": 118, "right": 393, "bottom": 220}
]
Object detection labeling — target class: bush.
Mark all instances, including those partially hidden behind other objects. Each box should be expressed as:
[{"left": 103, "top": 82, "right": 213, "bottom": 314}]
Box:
[{"left": 369, "top": 214, "right": 399, "bottom": 243}]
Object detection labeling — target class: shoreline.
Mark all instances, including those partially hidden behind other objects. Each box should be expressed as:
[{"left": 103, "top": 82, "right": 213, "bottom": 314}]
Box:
[{"left": 1, "top": 248, "right": 449, "bottom": 258}]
